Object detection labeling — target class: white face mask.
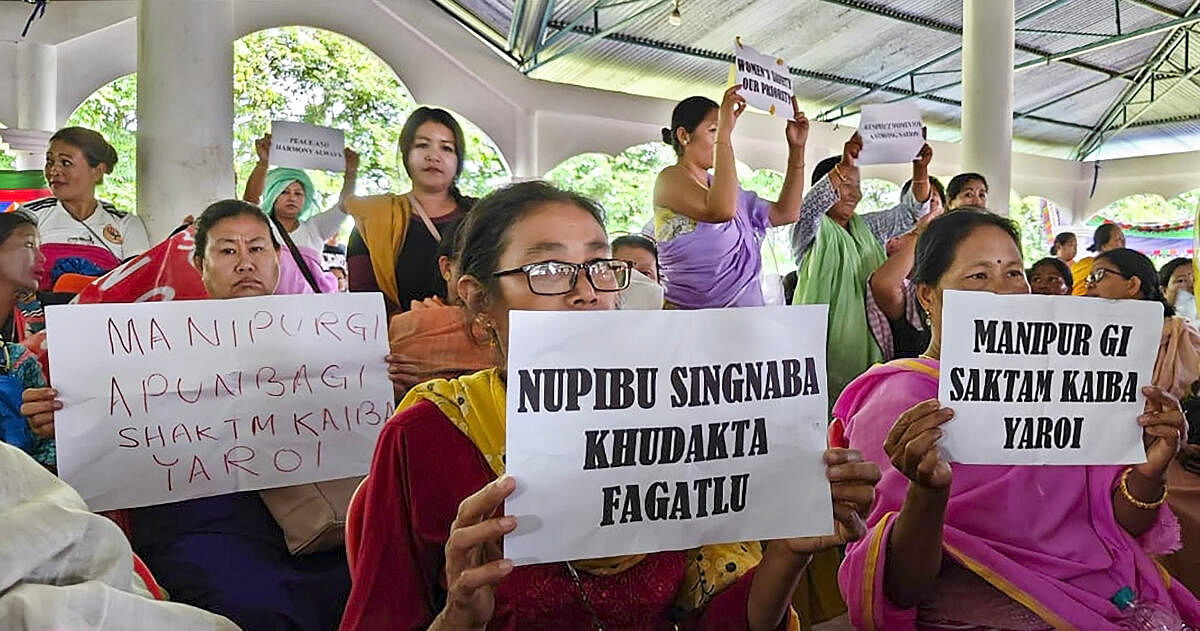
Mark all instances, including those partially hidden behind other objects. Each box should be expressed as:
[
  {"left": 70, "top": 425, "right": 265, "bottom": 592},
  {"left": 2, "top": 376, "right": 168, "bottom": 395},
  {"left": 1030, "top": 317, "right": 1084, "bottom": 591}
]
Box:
[
  {"left": 617, "top": 269, "right": 665, "bottom": 310},
  {"left": 1174, "top": 289, "right": 1197, "bottom": 323}
]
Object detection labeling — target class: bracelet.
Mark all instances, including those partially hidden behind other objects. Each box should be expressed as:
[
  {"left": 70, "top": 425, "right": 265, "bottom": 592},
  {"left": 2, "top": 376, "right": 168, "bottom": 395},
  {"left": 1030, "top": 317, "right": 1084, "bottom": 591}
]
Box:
[
  {"left": 1120, "top": 467, "right": 1167, "bottom": 510},
  {"left": 831, "top": 164, "right": 843, "bottom": 182}
]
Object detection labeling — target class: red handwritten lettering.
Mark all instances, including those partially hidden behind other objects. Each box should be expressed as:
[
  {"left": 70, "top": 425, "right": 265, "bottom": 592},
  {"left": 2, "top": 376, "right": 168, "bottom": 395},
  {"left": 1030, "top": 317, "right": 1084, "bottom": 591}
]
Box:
[
  {"left": 117, "top": 426, "right": 139, "bottom": 448},
  {"left": 223, "top": 445, "right": 259, "bottom": 477},
  {"left": 256, "top": 367, "right": 284, "bottom": 397},
  {"left": 108, "top": 318, "right": 145, "bottom": 356},
  {"left": 148, "top": 318, "right": 172, "bottom": 351},
  {"left": 170, "top": 423, "right": 193, "bottom": 444},
  {"left": 223, "top": 418, "right": 240, "bottom": 440},
  {"left": 110, "top": 377, "right": 131, "bottom": 417},
  {"left": 195, "top": 425, "right": 217, "bottom": 442},
  {"left": 280, "top": 314, "right": 302, "bottom": 336},
  {"left": 249, "top": 310, "right": 274, "bottom": 343},
  {"left": 315, "top": 311, "right": 342, "bottom": 341},
  {"left": 214, "top": 371, "right": 241, "bottom": 397},
  {"left": 187, "top": 317, "right": 221, "bottom": 347},
  {"left": 144, "top": 425, "right": 166, "bottom": 448},
  {"left": 273, "top": 448, "right": 302, "bottom": 473},
  {"left": 321, "top": 407, "right": 341, "bottom": 432},
  {"left": 362, "top": 400, "right": 384, "bottom": 426},
  {"left": 251, "top": 414, "right": 275, "bottom": 437},
  {"left": 346, "top": 313, "right": 368, "bottom": 341},
  {"left": 292, "top": 364, "right": 313, "bottom": 395},
  {"left": 152, "top": 454, "right": 179, "bottom": 491},
  {"left": 293, "top": 411, "right": 318, "bottom": 437},
  {"left": 320, "top": 364, "right": 346, "bottom": 390},
  {"left": 176, "top": 378, "right": 203, "bottom": 404},
  {"left": 141, "top": 373, "right": 168, "bottom": 413},
  {"left": 188, "top": 455, "right": 212, "bottom": 483}
]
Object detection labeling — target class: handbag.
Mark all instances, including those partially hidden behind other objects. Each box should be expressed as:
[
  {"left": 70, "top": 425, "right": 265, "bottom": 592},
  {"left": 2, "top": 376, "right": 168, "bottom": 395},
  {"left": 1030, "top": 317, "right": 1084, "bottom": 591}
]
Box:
[{"left": 258, "top": 217, "right": 363, "bottom": 555}]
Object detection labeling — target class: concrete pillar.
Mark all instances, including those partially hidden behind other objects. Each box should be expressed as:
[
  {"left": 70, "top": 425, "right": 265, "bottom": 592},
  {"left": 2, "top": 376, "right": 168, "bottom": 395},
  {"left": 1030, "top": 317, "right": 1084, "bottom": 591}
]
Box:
[
  {"left": 512, "top": 109, "right": 540, "bottom": 181},
  {"left": 137, "top": 0, "right": 234, "bottom": 241},
  {"left": 961, "top": 0, "right": 1015, "bottom": 215},
  {"left": 15, "top": 43, "right": 58, "bottom": 170}
]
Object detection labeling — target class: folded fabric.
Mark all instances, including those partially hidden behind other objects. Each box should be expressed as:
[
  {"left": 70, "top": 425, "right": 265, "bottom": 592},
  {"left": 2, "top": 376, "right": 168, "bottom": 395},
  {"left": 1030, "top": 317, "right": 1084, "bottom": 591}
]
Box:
[{"left": 388, "top": 301, "right": 494, "bottom": 386}]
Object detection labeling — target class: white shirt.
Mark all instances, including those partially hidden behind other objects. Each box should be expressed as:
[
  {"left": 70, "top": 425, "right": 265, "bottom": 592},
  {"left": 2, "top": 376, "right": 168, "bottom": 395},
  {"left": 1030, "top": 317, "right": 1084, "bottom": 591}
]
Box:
[
  {"left": 287, "top": 205, "right": 348, "bottom": 253},
  {"left": 22, "top": 197, "right": 150, "bottom": 260}
]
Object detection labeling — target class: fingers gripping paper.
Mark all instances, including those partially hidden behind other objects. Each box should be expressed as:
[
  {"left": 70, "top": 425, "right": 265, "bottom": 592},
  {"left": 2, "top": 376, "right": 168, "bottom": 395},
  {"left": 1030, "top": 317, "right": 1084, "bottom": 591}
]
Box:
[
  {"left": 504, "top": 308, "right": 834, "bottom": 565},
  {"left": 46, "top": 294, "right": 394, "bottom": 511},
  {"left": 732, "top": 39, "right": 793, "bottom": 117},
  {"left": 937, "top": 291, "right": 1161, "bottom": 465}
]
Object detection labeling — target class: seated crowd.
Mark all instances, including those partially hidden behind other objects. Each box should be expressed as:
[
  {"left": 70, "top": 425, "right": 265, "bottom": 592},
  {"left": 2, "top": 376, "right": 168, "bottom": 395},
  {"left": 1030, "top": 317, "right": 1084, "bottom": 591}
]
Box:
[{"left": 2, "top": 85, "right": 1200, "bottom": 631}]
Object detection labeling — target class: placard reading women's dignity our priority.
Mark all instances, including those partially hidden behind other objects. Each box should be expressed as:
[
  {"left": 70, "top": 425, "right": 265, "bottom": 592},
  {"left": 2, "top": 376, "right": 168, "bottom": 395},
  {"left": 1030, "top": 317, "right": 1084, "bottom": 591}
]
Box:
[
  {"left": 937, "top": 290, "right": 1161, "bottom": 465},
  {"left": 732, "top": 39, "right": 793, "bottom": 118},
  {"left": 46, "top": 294, "right": 394, "bottom": 511},
  {"left": 504, "top": 307, "right": 833, "bottom": 566}
]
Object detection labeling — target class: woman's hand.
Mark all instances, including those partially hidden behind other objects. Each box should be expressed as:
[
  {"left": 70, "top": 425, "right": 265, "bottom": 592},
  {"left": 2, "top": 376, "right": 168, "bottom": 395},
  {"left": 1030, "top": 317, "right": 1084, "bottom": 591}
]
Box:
[
  {"left": 780, "top": 448, "right": 880, "bottom": 554},
  {"left": 21, "top": 387, "right": 60, "bottom": 439},
  {"left": 344, "top": 148, "right": 360, "bottom": 175},
  {"left": 884, "top": 399, "right": 953, "bottom": 490},
  {"left": 914, "top": 142, "right": 933, "bottom": 169},
  {"left": 837, "top": 132, "right": 862, "bottom": 173},
  {"left": 385, "top": 354, "right": 423, "bottom": 397},
  {"left": 254, "top": 134, "right": 271, "bottom": 165},
  {"left": 1135, "top": 386, "right": 1186, "bottom": 481},
  {"left": 434, "top": 476, "right": 517, "bottom": 631},
  {"left": 785, "top": 97, "right": 809, "bottom": 149},
  {"left": 717, "top": 85, "right": 747, "bottom": 141}
]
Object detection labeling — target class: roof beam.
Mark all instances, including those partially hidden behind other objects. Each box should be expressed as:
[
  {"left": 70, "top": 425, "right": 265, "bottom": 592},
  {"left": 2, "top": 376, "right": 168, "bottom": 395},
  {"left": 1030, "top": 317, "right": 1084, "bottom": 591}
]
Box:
[
  {"left": 815, "top": 0, "right": 1074, "bottom": 121},
  {"left": 1125, "top": 0, "right": 1185, "bottom": 19},
  {"left": 539, "top": 20, "right": 1094, "bottom": 131},
  {"left": 522, "top": 0, "right": 671, "bottom": 73},
  {"left": 816, "top": 0, "right": 1133, "bottom": 81},
  {"left": 508, "top": 0, "right": 555, "bottom": 59},
  {"left": 1073, "top": 1, "right": 1200, "bottom": 158}
]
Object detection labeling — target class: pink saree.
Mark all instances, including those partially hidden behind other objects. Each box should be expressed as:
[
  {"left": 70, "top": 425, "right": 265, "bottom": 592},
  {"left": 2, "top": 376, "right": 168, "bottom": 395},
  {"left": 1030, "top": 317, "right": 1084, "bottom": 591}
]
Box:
[{"left": 833, "top": 358, "right": 1200, "bottom": 630}]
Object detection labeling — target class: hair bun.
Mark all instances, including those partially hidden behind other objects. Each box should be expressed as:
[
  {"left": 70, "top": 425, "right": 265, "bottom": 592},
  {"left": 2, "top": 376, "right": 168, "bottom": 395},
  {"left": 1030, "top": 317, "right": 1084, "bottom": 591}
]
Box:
[{"left": 661, "top": 127, "right": 673, "bottom": 145}]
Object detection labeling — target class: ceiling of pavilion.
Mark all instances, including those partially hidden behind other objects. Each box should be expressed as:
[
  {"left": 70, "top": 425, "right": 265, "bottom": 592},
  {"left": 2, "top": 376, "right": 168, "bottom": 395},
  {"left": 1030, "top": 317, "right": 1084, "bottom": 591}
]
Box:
[{"left": 432, "top": 0, "right": 1200, "bottom": 161}]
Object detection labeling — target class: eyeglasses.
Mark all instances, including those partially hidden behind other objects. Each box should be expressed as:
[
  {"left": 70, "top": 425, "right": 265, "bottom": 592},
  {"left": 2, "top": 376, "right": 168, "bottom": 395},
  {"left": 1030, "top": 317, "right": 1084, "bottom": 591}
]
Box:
[
  {"left": 1085, "top": 267, "right": 1130, "bottom": 286},
  {"left": 493, "top": 259, "right": 632, "bottom": 296}
]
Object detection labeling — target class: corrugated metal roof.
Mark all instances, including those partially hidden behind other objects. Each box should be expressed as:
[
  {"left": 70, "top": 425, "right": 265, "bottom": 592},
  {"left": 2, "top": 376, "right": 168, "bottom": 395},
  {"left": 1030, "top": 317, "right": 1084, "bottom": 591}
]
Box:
[{"left": 443, "top": 0, "right": 1200, "bottom": 159}]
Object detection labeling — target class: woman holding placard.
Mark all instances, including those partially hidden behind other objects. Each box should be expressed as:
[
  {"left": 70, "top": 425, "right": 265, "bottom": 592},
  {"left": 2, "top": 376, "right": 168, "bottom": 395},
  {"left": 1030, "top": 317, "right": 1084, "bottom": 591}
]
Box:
[
  {"left": 345, "top": 107, "right": 477, "bottom": 314},
  {"left": 339, "top": 181, "right": 882, "bottom": 631},
  {"left": 243, "top": 133, "right": 360, "bottom": 253},
  {"left": 651, "top": 87, "right": 809, "bottom": 309},
  {"left": 833, "top": 210, "right": 1200, "bottom": 629}
]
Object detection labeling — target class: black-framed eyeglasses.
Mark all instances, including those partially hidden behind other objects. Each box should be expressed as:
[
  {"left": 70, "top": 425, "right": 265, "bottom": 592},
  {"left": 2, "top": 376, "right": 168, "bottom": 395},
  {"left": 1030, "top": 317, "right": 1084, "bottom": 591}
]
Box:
[
  {"left": 1085, "top": 267, "right": 1130, "bottom": 286},
  {"left": 493, "top": 259, "right": 632, "bottom": 296}
]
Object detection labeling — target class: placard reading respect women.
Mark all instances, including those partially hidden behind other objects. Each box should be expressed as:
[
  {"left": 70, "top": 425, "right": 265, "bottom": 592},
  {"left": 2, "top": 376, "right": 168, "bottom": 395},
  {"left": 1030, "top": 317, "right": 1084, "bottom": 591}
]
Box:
[
  {"left": 46, "top": 294, "right": 393, "bottom": 511},
  {"left": 938, "top": 290, "right": 1161, "bottom": 465},
  {"left": 504, "top": 307, "right": 833, "bottom": 565}
]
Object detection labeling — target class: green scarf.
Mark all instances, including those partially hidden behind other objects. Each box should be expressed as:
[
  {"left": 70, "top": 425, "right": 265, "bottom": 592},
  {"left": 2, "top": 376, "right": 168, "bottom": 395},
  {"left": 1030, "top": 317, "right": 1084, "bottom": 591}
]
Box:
[
  {"left": 793, "top": 214, "right": 886, "bottom": 404},
  {"left": 262, "top": 167, "right": 318, "bottom": 221}
]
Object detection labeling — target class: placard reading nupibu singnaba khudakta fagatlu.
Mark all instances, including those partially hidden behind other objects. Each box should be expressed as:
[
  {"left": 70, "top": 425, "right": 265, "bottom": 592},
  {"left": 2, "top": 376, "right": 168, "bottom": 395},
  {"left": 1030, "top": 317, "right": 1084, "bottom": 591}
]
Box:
[{"left": 504, "top": 307, "right": 834, "bottom": 566}]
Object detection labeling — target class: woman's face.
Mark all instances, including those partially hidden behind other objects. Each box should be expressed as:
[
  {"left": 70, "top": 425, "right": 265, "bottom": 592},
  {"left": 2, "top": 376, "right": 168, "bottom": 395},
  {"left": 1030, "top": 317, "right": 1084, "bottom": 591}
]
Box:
[
  {"left": 272, "top": 181, "right": 306, "bottom": 221},
  {"left": 613, "top": 245, "right": 659, "bottom": 283},
  {"left": 194, "top": 214, "right": 281, "bottom": 299},
  {"left": 918, "top": 224, "right": 1029, "bottom": 334},
  {"left": 1084, "top": 258, "right": 1140, "bottom": 300},
  {"left": 949, "top": 178, "right": 988, "bottom": 209},
  {"left": 472, "top": 202, "right": 616, "bottom": 350},
  {"left": 829, "top": 167, "right": 862, "bottom": 226},
  {"left": 1057, "top": 236, "right": 1077, "bottom": 262},
  {"left": 0, "top": 224, "right": 45, "bottom": 290},
  {"left": 44, "top": 140, "right": 105, "bottom": 202},
  {"left": 1166, "top": 264, "right": 1194, "bottom": 303},
  {"left": 405, "top": 121, "right": 459, "bottom": 193},
  {"left": 1029, "top": 263, "right": 1069, "bottom": 296},
  {"left": 1101, "top": 228, "right": 1126, "bottom": 252},
  {"left": 681, "top": 109, "right": 719, "bottom": 170},
  {"left": 928, "top": 191, "right": 944, "bottom": 216}
]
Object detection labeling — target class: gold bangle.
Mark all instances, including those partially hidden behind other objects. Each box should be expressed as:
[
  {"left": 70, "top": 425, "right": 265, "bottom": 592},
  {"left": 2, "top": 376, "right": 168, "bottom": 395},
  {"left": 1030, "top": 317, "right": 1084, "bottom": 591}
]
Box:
[{"left": 1120, "top": 467, "right": 1167, "bottom": 510}]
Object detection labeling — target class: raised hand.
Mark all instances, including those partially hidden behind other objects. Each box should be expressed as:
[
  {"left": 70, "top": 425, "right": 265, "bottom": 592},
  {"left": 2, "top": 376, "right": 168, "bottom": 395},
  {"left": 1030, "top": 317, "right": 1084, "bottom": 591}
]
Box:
[
  {"left": 345, "top": 147, "right": 360, "bottom": 174},
  {"left": 785, "top": 97, "right": 810, "bottom": 149},
  {"left": 717, "top": 85, "right": 747, "bottom": 140},
  {"left": 254, "top": 134, "right": 272, "bottom": 165},
  {"left": 435, "top": 476, "right": 518, "bottom": 630},
  {"left": 1135, "top": 386, "right": 1186, "bottom": 481},
  {"left": 781, "top": 448, "right": 880, "bottom": 553},
  {"left": 883, "top": 399, "right": 953, "bottom": 490},
  {"left": 838, "top": 132, "right": 863, "bottom": 172},
  {"left": 22, "top": 387, "right": 60, "bottom": 439}
]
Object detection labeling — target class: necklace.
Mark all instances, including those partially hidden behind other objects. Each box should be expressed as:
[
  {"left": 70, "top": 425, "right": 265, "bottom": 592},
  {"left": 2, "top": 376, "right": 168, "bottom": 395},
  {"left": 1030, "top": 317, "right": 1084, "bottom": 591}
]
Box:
[{"left": 564, "top": 562, "right": 605, "bottom": 631}]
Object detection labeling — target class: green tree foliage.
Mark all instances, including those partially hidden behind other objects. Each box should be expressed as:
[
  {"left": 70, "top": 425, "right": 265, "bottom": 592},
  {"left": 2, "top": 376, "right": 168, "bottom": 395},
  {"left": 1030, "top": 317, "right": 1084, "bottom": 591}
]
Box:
[{"left": 65, "top": 26, "right": 510, "bottom": 218}]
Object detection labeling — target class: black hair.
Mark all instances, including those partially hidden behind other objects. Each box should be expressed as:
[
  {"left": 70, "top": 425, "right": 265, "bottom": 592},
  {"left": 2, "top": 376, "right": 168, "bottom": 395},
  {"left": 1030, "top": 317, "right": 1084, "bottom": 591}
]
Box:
[
  {"left": 811, "top": 156, "right": 841, "bottom": 186},
  {"left": 437, "top": 216, "right": 467, "bottom": 261},
  {"left": 457, "top": 181, "right": 606, "bottom": 312},
  {"left": 0, "top": 210, "right": 37, "bottom": 248},
  {"left": 1095, "top": 248, "right": 1173, "bottom": 316},
  {"left": 1088, "top": 223, "right": 1123, "bottom": 252},
  {"left": 193, "top": 199, "right": 280, "bottom": 258},
  {"left": 662, "top": 96, "right": 718, "bottom": 156},
  {"left": 912, "top": 209, "right": 1022, "bottom": 286},
  {"left": 900, "top": 176, "right": 947, "bottom": 207},
  {"left": 783, "top": 270, "right": 798, "bottom": 306},
  {"left": 1159, "top": 257, "right": 1193, "bottom": 289},
  {"left": 49, "top": 126, "right": 118, "bottom": 174},
  {"left": 1029, "top": 257, "right": 1074, "bottom": 289},
  {"left": 611, "top": 234, "right": 658, "bottom": 261},
  {"left": 1051, "top": 231, "right": 1076, "bottom": 256},
  {"left": 946, "top": 172, "right": 988, "bottom": 203}
]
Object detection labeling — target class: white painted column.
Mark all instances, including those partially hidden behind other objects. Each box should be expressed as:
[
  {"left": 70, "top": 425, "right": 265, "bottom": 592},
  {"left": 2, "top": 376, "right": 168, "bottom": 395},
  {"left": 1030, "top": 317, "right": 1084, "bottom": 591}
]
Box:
[
  {"left": 14, "top": 43, "right": 58, "bottom": 170},
  {"left": 137, "top": 0, "right": 234, "bottom": 241},
  {"left": 511, "top": 109, "right": 540, "bottom": 181},
  {"left": 961, "top": 0, "right": 1015, "bottom": 214}
]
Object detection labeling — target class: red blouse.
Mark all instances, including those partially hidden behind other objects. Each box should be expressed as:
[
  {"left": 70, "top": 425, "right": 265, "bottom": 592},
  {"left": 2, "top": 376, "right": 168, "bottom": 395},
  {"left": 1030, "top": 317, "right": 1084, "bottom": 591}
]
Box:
[{"left": 339, "top": 400, "right": 772, "bottom": 631}]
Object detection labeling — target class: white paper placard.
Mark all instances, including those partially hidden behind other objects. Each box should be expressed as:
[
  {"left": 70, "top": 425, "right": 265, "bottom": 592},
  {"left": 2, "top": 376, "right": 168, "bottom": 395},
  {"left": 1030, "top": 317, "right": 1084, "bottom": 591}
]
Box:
[
  {"left": 46, "top": 294, "right": 393, "bottom": 511},
  {"left": 270, "top": 120, "right": 346, "bottom": 171},
  {"left": 937, "top": 290, "right": 1161, "bottom": 465},
  {"left": 504, "top": 307, "right": 833, "bottom": 565},
  {"left": 856, "top": 103, "right": 924, "bottom": 165},
  {"left": 733, "top": 40, "right": 793, "bottom": 118}
]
